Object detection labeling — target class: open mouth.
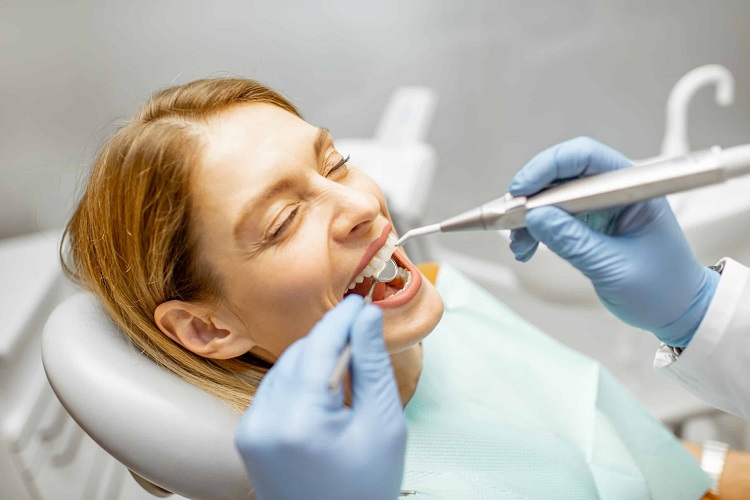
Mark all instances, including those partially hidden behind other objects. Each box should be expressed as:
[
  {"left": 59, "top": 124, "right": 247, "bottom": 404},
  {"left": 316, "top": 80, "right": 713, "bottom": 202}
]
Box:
[{"left": 343, "top": 232, "right": 422, "bottom": 308}]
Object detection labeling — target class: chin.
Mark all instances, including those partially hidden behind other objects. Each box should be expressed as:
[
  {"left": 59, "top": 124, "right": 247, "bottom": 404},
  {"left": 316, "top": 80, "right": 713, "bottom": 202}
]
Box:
[{"left": 382, "top": 276, "right": 444, "bottom": 354}]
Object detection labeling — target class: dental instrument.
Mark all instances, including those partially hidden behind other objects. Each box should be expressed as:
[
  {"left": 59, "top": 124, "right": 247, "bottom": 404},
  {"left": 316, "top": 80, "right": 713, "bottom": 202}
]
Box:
[
  {"left": 396, "top": 145, "right": 750, "bottom": 246},
  {"left": 328, "top": 258, "right": 400, "bottom": 392}
]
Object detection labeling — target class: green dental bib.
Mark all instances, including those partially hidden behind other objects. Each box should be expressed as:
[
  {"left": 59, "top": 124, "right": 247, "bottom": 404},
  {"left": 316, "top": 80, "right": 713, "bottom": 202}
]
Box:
[{"left": 401, "top": 264, "right": 710, "bottom": 499}]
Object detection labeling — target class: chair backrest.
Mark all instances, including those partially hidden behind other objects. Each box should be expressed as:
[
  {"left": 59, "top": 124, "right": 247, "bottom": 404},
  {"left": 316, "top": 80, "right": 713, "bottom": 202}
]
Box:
[{"left": 42, "top": 292, "right": 253, "bottom": 500}]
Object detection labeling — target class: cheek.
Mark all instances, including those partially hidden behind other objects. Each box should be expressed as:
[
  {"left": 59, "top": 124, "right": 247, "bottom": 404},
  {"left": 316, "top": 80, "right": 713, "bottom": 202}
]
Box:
[
  {"left": 259, "top": 264, "right": 320, "bottom": 300},
  {"left": 228, "top": 256, "right": 333, "bottom": 356}
]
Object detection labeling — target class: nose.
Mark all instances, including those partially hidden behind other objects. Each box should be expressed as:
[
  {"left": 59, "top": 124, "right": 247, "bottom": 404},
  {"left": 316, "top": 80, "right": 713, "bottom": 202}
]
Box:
[{"left": 329, "top": 185, "right": 381, "bottom": 241}]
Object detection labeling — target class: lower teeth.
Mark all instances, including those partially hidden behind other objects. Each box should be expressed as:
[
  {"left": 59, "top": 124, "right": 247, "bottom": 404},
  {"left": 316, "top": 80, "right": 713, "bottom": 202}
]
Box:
[{"left": 389, "top": 269, "right": 412, "bottom": 298}]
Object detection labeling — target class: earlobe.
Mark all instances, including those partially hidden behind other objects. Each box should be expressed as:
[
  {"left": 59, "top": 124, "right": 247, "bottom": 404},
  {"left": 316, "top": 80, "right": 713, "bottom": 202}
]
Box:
[{"left": 154, "top": 300, "right": 255, "bottom": 359}]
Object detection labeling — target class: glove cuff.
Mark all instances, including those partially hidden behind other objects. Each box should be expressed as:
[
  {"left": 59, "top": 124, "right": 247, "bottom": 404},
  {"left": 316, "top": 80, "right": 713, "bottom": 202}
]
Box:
[{"left": 654, "top": 264, "right": 722, "bottom": 348}]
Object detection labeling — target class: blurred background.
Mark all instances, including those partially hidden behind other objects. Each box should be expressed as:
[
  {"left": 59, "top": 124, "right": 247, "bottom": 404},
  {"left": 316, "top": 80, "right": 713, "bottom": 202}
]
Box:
[
  {"left": 3, "top": 1, "right": 750, "bottom": 497},
  {"left": 3, "top": 0, "right": 750, "bottom": 241}
]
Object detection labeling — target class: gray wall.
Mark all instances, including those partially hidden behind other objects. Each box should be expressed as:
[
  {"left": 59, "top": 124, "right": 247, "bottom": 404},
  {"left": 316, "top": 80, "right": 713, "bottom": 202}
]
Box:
[{"left": 2, "top": 0, "right": 750, "bottom": 245}]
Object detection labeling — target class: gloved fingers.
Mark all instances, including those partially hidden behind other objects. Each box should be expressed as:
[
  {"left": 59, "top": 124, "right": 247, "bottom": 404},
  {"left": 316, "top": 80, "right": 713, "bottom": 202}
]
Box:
[
  {"left": 508, "top": 137, "right": 632, "bottom": 197},
  {"left": 348, "top": 304, "right": 402, "bottom": 414},
  {"left": 509, "top": 228, "right": 540, "bottom": 262},
  {"left": 235, "top": 329, "right": 346, "bottom": 454},
  {"left": 295, "top": 294, "right": 365, "bottom": 387},
  {"left": 613, "top": 196, "right": 672, "bottom": 236},
  {"left": 525, "top": 206, "right": 613, "bottom": 277}
]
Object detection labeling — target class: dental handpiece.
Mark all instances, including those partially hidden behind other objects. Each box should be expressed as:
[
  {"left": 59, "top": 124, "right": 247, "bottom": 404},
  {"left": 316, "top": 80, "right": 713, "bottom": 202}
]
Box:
[
  {"left": 328, "top": 258, "right": 399, "bottom": 392},
  {"left": 396, "top": 144, "right": 750, "bottom": 246}
]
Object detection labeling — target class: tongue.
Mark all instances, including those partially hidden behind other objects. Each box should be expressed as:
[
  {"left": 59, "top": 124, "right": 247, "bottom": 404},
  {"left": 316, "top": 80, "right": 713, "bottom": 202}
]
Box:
[
  {"left": 347, "top": 277, "right": 374, "bottom": 298},
  {"left": 371, "top": 282, "right": 388, "bottom": 301}
]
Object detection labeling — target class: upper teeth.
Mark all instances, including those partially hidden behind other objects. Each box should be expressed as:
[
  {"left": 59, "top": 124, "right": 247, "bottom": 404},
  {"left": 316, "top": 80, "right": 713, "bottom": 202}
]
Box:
[{"left": 348, "top": 233, "right": 398, "bottom": 289}]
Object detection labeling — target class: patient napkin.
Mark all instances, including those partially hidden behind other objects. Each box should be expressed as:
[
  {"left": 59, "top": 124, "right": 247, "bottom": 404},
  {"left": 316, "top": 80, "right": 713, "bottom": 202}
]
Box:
[{"left": 402, "top": 263, "right": 710, "bottom": 499}]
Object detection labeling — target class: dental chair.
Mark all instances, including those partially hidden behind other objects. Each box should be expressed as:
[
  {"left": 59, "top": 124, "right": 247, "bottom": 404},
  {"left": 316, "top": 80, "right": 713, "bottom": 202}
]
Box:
[{"left": 42, "top": 292, "right": 251, "bottom": 500}]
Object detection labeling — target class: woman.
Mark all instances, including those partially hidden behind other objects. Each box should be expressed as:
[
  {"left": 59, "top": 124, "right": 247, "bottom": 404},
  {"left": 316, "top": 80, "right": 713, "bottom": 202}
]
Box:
[
  {"left": 64, "top": 78, "right": 441, "bottom": 411},
  {"left": 63, "top": 78, "right": 739, "bottom": 498}
]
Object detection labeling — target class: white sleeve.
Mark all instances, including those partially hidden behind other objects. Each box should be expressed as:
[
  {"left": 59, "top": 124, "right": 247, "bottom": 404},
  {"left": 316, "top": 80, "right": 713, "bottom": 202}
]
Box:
[{"left": 654, "top": 258, "right": 750, "bottom": 419}]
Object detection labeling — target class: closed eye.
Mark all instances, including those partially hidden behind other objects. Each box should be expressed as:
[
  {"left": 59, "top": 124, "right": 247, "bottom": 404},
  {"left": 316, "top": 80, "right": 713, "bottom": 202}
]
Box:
[
  {"left": 267, "top": 153, "right": 349, "bottom": 243},
  {"left": 270, "top": 205, "right": 299, "bottom": 240},
  {"left": 326, "top": 154, "right": 350, "bottom": 177}
]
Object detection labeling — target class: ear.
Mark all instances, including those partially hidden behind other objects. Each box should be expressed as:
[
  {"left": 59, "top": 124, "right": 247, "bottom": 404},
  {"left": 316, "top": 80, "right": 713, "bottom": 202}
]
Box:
[{"left": 154, "top": 300, "right": 255, "bottom": 360}]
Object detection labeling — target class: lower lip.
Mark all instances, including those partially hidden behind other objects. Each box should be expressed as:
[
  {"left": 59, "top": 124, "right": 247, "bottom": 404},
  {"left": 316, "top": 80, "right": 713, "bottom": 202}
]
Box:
[{"left": 373, "top": 247, "right": 422, "bottom": 309}]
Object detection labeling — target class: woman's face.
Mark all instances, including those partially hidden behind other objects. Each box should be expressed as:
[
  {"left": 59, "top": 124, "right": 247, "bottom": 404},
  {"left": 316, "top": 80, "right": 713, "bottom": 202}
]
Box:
[{"left": 189, "top": 103, "right": 443, "bottom": 361}]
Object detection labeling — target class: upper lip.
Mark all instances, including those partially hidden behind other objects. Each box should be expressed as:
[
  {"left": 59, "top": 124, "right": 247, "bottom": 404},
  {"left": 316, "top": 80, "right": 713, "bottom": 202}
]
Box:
[{"left": 347, "top": 222, "right": 393, "bottom": 288}]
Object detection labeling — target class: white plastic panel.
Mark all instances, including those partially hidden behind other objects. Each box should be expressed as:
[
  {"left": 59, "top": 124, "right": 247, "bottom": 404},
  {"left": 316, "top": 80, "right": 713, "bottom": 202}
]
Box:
[
  {"left": 374, "top": 86, "right": 438, "bottom": 145},
  {"left": 0, "top": 231, "right": 61, "bottom": 360},
  {"left": 335, "top": 139, "right": 437, "bottom": 223},
  {"left": 30, "top": 422, "right": 102, "bottom": 500}
]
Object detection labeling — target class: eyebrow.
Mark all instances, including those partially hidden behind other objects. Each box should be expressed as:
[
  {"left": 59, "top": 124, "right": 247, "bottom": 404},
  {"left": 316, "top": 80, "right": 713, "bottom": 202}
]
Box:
[
  {"left": 313, "top": 127, "right": 330, "bottom": 159},
  {"left": 232, "top": 127, "right": 332, "bottom": 243}
]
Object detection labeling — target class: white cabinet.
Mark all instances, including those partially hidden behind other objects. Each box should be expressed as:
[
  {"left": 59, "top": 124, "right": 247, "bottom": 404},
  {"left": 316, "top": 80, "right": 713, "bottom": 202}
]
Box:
[{"left": 0, "top": 231, "right": 175, "bottom": 500}]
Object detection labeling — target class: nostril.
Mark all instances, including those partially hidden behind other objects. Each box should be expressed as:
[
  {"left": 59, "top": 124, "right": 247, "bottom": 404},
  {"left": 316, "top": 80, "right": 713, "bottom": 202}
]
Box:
[{"left": 350, "top": 221, "right": 369, "bottom": 235}]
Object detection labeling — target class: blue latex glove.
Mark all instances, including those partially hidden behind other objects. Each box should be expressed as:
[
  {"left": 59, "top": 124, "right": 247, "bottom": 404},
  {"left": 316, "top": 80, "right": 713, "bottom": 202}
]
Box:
[
  {"left": 234, "top": 295, "right": 407, "bottom": 500},
  {"left": 508, "top": 137, "right": 720, "bottom": 347}
]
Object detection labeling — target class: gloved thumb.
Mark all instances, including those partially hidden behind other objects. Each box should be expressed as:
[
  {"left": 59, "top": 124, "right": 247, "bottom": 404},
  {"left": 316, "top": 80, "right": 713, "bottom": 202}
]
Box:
[
  {"left": 525, "top": 206, "right": 611, "bottom": 278},
  {"left": 349, "top": 305, "right": 401, "bottom": 412}
]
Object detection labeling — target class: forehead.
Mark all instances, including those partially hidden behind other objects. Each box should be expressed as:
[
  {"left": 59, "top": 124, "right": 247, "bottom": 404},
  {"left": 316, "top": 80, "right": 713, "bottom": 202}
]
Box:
[
  {"left": 189, "top": 103, "right": 320, "bottom": 236},
  {"left": 201, "top": 103, "right": 314, "bottom": 170},
  {"left": 194, "top": 103, "right": 318, "bottom": 208}
]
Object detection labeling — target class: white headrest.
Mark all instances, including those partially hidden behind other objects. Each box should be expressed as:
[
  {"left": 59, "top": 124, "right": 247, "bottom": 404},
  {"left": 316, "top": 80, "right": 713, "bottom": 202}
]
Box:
[{"left": 42, "top": 293, "right": 253, "bottom": 500}]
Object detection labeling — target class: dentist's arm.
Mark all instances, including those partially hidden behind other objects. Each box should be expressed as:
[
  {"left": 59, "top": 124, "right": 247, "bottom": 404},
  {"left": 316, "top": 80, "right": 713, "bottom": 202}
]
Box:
[
  {"left": 234, "top": 295, "right": 407, "bottom": 500},
  {"left": 506, "top": 138, "right": 750, "bottom": 419}
]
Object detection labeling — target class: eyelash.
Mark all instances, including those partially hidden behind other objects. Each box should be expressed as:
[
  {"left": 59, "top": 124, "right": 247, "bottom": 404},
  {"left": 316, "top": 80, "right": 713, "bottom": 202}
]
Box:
[
  {"left": 326, "top": 154, "right": 350, "bottom": 177},
  {"left": 271, "top": 205, "right": 299, "bottom": 239},
  {"left": 269, "top": 154, "right": 350, "bottom": 241}
]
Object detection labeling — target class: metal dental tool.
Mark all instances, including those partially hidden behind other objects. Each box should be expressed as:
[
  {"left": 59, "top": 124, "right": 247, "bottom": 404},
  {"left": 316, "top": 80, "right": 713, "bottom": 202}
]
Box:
[
  {"left": 328, "top": 258, "right": 400, "bottom": 392},
  {"left": 396, "top": 145, "right": 750, "bottom": 246}
]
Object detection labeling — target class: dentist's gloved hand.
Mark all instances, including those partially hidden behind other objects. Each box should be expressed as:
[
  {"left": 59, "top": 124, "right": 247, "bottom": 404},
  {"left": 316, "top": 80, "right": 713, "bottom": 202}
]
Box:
[
  {"left": 508, "top": 137, "right": 720, "bottom": 347},
  {"left": 234, "top": 295, "right": 407, "bottom": 500}
]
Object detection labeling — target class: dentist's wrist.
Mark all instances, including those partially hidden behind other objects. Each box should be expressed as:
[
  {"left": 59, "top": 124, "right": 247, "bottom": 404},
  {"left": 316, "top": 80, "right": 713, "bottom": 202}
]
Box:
[{"left": 656, "top": 264, "right": 722, "bottom": 349}]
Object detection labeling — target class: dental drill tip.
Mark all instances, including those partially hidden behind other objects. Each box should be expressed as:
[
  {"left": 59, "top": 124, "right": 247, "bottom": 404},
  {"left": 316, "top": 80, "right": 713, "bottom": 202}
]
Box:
[{"left": 396, "top": 224, "right": 441, "bottom": 246}]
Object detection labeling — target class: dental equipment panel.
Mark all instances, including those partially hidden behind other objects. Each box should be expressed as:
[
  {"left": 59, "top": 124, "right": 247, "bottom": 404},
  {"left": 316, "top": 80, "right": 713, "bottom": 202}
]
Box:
[
  {"left": 396, "top": 145, "right": 750, "bottom": 246},
  {"left": 328, "top": 258, "right": 399, "bottom": 392}
]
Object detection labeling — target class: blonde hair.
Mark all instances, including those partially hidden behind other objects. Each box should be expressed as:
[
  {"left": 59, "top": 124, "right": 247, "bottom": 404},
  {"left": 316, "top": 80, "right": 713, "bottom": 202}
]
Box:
[{"left": 62, "top": 78, "right": 300, "bottom": 413}]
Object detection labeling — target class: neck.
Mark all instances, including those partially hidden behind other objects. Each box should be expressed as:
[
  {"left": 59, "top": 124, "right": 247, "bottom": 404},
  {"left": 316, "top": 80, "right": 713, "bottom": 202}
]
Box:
[{"left": 390, "top": 343, "right": 424, "bottom": 406}]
